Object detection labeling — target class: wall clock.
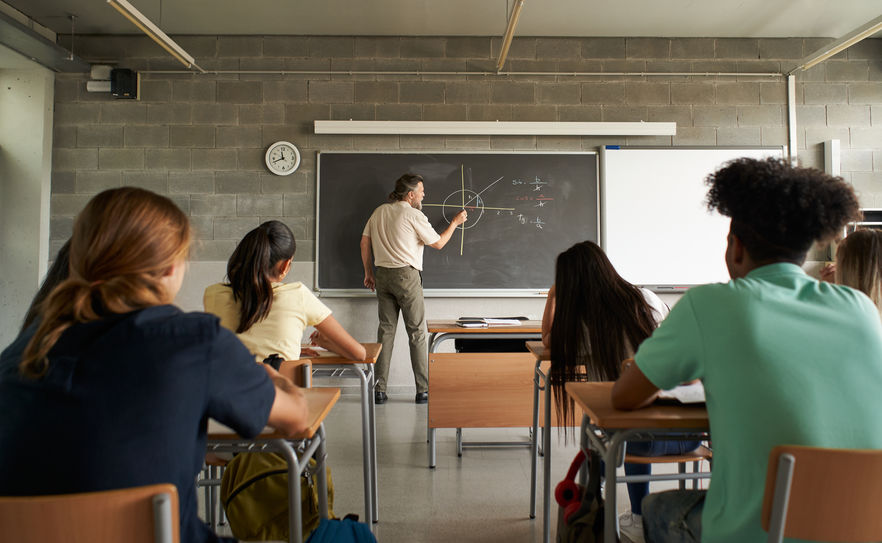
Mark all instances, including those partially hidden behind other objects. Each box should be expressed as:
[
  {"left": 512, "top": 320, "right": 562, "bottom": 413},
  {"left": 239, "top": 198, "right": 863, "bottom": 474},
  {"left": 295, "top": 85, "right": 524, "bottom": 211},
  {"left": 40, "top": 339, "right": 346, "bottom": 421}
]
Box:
[{"left": 265, "top": 141, "right": 301, "bottom": 176}]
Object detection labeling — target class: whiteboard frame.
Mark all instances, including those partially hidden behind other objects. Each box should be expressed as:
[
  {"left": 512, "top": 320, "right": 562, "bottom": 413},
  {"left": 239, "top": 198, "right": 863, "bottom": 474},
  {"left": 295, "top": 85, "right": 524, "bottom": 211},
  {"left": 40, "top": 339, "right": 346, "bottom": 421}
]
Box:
[
  {"left": 315, "top": 150, "right": 599, "bottom": 297},
  {"left": 599, "top": 146, "right": 785, "bottom": 291}
]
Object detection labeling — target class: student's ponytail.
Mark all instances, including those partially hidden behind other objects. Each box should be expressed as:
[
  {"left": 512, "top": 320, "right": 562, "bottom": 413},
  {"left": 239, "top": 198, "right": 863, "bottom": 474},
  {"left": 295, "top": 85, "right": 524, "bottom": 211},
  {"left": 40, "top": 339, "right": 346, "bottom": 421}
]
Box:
[{"left": 226, "top": 221, "right": 296, "bottom": 333}]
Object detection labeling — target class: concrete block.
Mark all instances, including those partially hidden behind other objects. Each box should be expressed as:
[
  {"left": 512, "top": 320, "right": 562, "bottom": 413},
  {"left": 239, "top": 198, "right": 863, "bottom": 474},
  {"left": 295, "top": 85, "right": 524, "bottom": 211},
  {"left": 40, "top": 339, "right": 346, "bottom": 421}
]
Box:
[
  {"left": 171, "top": 126, "right": 215, "bottom": 148},
  {"left": 169, "top": 171, "right": 214, "bottom": 193},
  {"left": 716, "top": 39, "right": 759, "bottom": 59},
  {"left": 77, "top": 126, "right": 124, "bottom": 148},
  {"left": 467, "top": 105, "right": 513, "bottom": 121},
  {"left": 759, "top": 39, "right": 803, "bottom": 60},
  {"left": 192, "top": 149, "right": 238, "bottom": 171},
  {"left": 237, "top": 195, "right": 283, "bottom": 216},
  {"left": 875, "top": 105, "right": 882, "bottom": 126},
  {"left": 218, "top": 36, "right": 262, "bottom": 57},
  {"left": 849, "top": 82, "right": 882, "bottom": 104},
  {"left": 400, "top": 135, "right": 445, "bottom": 149},
  {"left": 355, "top": 81, "right": 399, "bottom": 103},
  {"left": 98, "top": 148, "right": 144, "bottom": 170},
  {"left": 875, "top": 150, "right": 882, "bottom": 169},
  {"left": 851, "top": 128, "right": 882, "bottom": 148},
  {"left": 306, "top": 134, "right": 354, "bottom": 151},
  {"left": 647, "top": 105, "right": 692, "bottom": 126},
  {"left": 147, "top": 104, "right": 192, "bottom": 124},
  {"left": 51, "top": 194, "right": 93, "bottom": 216},
  {"left": 489, "top": 135, "right": 537, "bottom": 150},
  {"left": 217, "top": 81, "right": 262, "bottom": 104},
  {"left": 283, "top": 192, "right": 316, "bottom": 217},
  {"left": 54, "top": 125, "right": 77, "bottom": 149},
  {"left": 803, "top": 83, "right": 848, "bottom": 104},
  {"left": 645, "top": 60, "right": 692, "bottom": 76},
  {"left": 536, "top": 136, "right": 582, "bottom": 151},
  {"left": 602, "top": 106, "right": 649, "bottom": 122},
  {"left": 239, "top": 104, "right": 286, "bottom": 125},
  {"left": 581, "top": 38, "right": 626, "bottom": 59},
  {"left": 53, "top": 148, "right": 98, "bottom": 171},
  {"left": 122, "top": 171, "right": 168, "bottom": 193},
  {"left": 715, "top": 82, "right": 760, "bottom": 105},
  {"left": 671, "top": 39, "right": 715, "bottom": 59},
  {"left": 673, "top": 127, "right": 717, "bottom": 146},
  {"left": 191, "top": 240, "right": 238, "bottom": 261},
  {"left": 444, "top": 136, "right": 490, "bottom": 150},
  {"left": 124, "top": 126, "right": 170, "bottom": 148},
  {"left": 624, "top": 82, "right": 670, "bottom": 105},
  {"left": 375, "top": 104, "right": 422, "bottom": 121},
  {"left": 446, "top": 38, "right": 491, "bottom": 58},
  {"left": 146, "top": 149, "right": 191, "bottom": 171},
  {"left": 285, "top": 104, "right": 331, "bottom": 124},
  {"left": 167, "top": 195, "right": 190, "bottom": 215},
  {"left": 842, "top": 149, "right": 874, "bottom": 172},
  {"left": 422, "top": 105, "right": 468, "bottom": 121},
  {"left": 559, "top": 105, "right": 602, "bottom": 121},
  {"left": 717, "top": 127, "right": 761, "bottom": 145},
  {"left": 400, "top": 82, "right": 445, "bottom": 104},
  {"left": 50, "top": 217, "right": 74, "bottom": 240},
  {"left": 760, "top": 82, "right": 787, "bottom": 104},
  {"left": 852, "top": 172, "right": 882, "bottom": 198},
  {"left": 847, "top": 39, "right": 882, "bottom": 60},
  {"left": 76, "top": 171, "right": 121, "bottom": 193},
  {"left": 538, "top": 84, "right": 581, "bottom": 105},
  {"left": 627, "top": 38, "right": 670, "bottom": 59},
  {"left": 54, "top": 77, "right": 78, "bottom": 102},
  {"left": 308, "top": 81, "right": 355, "bottom": 103},
  {"left": 188, "top": 216, "right": 214, "bottom": 240},
  {"left": 691, "top": 60, "right": 738, "bottom": 74},
  {"left": 826, "top": 61, "right": 869, "bottom": 82},
  {"left": 400, "top": 38, "right": 445, "bottom": 58},
  {"left": 217, "top": 126, "right": 262, "bottom": 149},
  {"left": 308, "top": 37, "right": 354, "bottom": 58},
  {"left": 602, "top": 60, "right": 649, "bottom": 76},
  {"left": 445, "top": 82, "right": 491, "bottom": 104},
  {"left": 671, "top": 83, "right": 715, "bottom": 105},
  {"left": 355, "top": 37, "right": 401, "bottom": 58},
  {"left": 293, "top": 240, "right": 315, "bottom": 262},
  {"left": 263, "top": 36, "right": 309, "bottom": 57},
  {"left": 511, "top": 105, "right": 557, "bottom": 121},
  {"left": 192, "top": 104, "right": 238, "bottom": 125},
  {"left": 172, "top": 80, "right": 217, "bottom": 102},
  {"left": 536, "top": 38, "right": 581, "bottom": 60},
  {"left": 173, "top": 36, "right": 218, "bottom": 58},
  {"left": 138, "top": 79, "right": 171, "bottom": 102},
  {"left": 804, "top": 127, "right": 850, "bottom": 147},
  {"left": 350, "top": 135, "right": 398, "bottom": 151},
  {"left": 237, "top": 148, "right": 269, "bottom": 172},
  {"left": 760, "top": 126, "right": 788, "bottom": 146},
  {"left": 827, "top": 105, "right": 871, "bottom": 127},
  {"left": 490, "top": 82, "right": 535, "bottom": 104},
  {"left": 626, "top": 135, "right": 672, "bottom": 146},
  {"left": 330, "top": 103, "right": 376, "bottom": 120},
  {"left": 263, "top": 172, "right": 309, "bottom": 195},
  {"left": 51, "top": 171, "right": 76, "bottom": 194},
  {"left": 737, "top": 105, "right": 783, "bottom": 127},
  {"left": 693, "top": 106, "right": 736, "bottom": 127},
  {"left": 101, "top": 103, "right": 147, "bottom": 124},
  {"left": 191, "top": 195, "right": 237, "bottom": 216},
  {"left": 795, "top": 106, "right": 827, "bottom": 127},
  {"left": 735, "top": 60, "right": 781, "bottom": 74}
]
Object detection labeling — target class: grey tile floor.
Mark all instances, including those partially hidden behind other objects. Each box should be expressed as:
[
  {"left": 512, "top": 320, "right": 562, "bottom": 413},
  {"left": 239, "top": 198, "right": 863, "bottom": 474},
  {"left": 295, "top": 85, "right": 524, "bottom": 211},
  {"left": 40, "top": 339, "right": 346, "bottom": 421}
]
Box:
[{"left": 207, "top": 392, "right": 702, "bottom": 542}]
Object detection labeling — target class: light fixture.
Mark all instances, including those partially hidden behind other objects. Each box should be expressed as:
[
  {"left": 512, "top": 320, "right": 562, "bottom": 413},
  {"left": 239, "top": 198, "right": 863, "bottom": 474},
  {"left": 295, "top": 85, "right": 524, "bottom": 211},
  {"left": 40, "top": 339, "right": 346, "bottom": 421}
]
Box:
[
  {"left": 106, "top": 0, "right": 203, "bottom": 72},
  {"left": 496, "top": 0, "right": 525, "bottom": 72},
  {"left": 789, "top": 14, "right": 882, "bottom": 74},
  {"left": 314, "top": 120, "right": 676, "bottom": 136}
]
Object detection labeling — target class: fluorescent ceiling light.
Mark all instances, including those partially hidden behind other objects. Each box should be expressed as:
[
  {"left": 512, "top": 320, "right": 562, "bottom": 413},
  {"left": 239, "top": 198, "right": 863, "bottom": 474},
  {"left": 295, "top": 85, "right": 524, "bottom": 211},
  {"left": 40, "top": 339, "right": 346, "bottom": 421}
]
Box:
[
  {"left": 496, "top": 0, "right": 525, "bottom": 72},
  {"left": 790, "top": 13, "right": 882, "bottom": 74},
  {"left": 106, "top": 0, "right": 203, "bottom": 72},
  {"left": 314, "top": 120, "right": 677, "bottom": 136}
]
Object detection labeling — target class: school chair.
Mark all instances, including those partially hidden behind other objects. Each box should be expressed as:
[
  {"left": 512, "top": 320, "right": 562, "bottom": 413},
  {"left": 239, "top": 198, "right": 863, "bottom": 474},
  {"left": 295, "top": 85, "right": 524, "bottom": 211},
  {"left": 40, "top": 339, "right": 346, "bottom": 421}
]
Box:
[
  {"left": 198, "top": 452, "right": 229, "bottom": 528},
  {"left": 624, "top": 444, "right": 712, "bottom": 490},
  {"left": 0, "top": 483, "right": 179, "bottom": 543},
  {"left": 762, "top": 445, "right": 882, "bottom": 542}
]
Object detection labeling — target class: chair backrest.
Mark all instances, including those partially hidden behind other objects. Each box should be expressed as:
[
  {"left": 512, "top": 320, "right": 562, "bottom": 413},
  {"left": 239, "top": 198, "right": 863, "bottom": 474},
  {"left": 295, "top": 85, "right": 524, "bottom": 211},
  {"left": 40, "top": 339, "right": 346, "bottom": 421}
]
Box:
[
  {"left": 0, "top": 483, "right": 180, "bottom": 543},
  {"left": 762, "top": 445, "right": 882, "bottom": 542}
]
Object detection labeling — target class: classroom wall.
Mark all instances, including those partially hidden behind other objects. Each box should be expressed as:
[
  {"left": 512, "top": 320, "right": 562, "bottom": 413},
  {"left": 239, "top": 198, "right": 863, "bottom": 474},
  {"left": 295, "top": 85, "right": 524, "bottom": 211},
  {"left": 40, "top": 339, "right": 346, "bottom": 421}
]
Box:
[{"left": 46, "top": 35, "right": 882, "bottom": 392}]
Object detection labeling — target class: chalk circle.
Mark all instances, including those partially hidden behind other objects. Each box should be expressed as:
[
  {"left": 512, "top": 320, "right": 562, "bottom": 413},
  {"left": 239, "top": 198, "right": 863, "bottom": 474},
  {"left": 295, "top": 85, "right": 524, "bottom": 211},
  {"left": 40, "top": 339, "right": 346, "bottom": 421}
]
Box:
[{"left": 443, "top": 190, "right": 484, "bottom": 229}]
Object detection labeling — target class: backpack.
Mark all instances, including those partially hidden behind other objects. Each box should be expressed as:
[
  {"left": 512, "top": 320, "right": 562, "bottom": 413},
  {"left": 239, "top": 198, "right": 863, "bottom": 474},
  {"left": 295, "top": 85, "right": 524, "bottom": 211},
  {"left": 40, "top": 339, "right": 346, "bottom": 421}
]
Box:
[
  {"left": 306, "top": 517, "right": 377, "bottom": 543},
  {"left": 556, "top": 450, "right": 615, "bottom": 543},
  {"left": 220, "top": 451, "right": 335, "bottom": 541}
]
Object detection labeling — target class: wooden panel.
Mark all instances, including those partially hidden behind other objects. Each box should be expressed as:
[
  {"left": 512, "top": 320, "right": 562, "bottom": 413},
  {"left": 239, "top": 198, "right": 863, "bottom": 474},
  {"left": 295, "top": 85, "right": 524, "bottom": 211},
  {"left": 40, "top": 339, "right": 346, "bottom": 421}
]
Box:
[{"left": 428, "top": 352, "right": 565, "bottom": 429}]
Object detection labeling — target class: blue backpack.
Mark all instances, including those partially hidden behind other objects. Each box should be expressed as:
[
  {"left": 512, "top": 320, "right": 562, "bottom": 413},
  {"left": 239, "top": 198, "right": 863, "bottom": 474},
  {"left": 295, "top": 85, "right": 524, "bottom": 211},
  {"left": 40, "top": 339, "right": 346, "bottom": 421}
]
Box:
[{"left": 306, "top": 517, "right": 376, "bottom": 543}]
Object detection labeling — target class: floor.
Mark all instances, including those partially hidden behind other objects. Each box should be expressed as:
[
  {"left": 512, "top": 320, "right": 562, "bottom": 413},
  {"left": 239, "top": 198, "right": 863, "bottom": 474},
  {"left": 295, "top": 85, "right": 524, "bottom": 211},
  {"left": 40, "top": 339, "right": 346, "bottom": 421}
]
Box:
[{"left": 206, "top": 391, "right": 703, "bottom": 543}]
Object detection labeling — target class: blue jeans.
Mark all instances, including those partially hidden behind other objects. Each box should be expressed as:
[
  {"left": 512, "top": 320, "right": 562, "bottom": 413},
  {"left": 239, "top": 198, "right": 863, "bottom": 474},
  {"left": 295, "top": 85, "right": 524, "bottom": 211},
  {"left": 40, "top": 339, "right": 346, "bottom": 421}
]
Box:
[
  {"left": 642, "top": 489, "right": 705, "bottom": 543},
  {"left": 625, "top": 439, "right": 701, "bottom": 514}
]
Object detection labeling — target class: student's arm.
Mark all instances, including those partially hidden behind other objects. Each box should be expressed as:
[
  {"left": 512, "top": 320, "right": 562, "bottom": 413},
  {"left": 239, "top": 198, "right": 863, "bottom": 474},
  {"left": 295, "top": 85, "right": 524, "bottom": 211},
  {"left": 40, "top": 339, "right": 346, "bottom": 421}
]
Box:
[
  {"left": 360, "top": 235, "right": 375, "bottom": 291},
  {"left": 428, "top": 210, "right": 468, "bottom": 249},
  {"left": 612, "top": 359, "right": 660, "bottom": 410},
  {"left": 261, "top": 363, "right": 309, "bottom": 436},
  {"left": 541, "top": 284, "right": 556, "bottom": 348},
  {"left": 310, "top": 315, "right": 367, "bottom": 361}
]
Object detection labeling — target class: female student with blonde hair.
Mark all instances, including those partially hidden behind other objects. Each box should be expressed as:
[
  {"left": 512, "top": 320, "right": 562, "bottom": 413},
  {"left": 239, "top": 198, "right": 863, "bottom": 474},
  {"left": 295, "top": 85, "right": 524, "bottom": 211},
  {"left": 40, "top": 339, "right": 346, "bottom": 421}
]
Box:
[
  {"left": 204, "top": 220, "right": 366, "bottom": 366},
  {"left": 835, "top": 229, "right": 882, "bottom": 316},
  {"left": 0, "top": 187, "right": 308, "bottom": 543}
]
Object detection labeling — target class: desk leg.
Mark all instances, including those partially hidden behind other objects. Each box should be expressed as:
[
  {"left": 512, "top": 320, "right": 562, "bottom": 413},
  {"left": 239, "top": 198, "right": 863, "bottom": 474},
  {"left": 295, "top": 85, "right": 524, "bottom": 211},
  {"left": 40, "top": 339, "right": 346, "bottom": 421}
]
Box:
[
  {"left": 529, "top": 362, "right": 540, "bottom": 519},
  {"left": 429, "top": 428, "right": 437, "bottom": 468},
  {"left": 578, "top": 416, "right": 588, "bottom": 488},
  {"left": 368, "top": 368, "right": 379, "bottom": 523},
  {"left": 542, "top": 370, "right": 552, "bottom": 543},
  {"left": 603, "top": 433, "right": 628, "bottom": 543},
  {"left": 456, "top": 428, "right": 463, "bottom": 457},
  {"left": 356, "top": 368, "right": 373, "bottom": 525},
  {"left": 316, "top": 425, "right": 330, "bottom": 521},
  {"left": 275, "top": 439, "right": 304, "bottom": 543}
]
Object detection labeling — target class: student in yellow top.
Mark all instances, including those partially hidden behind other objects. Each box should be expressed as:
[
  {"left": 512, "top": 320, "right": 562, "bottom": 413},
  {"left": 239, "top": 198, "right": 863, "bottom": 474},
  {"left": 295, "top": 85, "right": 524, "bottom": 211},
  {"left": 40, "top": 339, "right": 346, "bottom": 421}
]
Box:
[{"left": 204, "top": 221, "right": 366, "bottom": 365}]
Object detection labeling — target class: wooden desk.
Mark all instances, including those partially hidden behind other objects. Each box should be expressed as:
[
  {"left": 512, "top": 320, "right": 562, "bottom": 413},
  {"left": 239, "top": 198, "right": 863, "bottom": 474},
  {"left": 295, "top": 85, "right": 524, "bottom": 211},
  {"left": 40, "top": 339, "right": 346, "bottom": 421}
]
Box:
[
  {"left": 565, "top": 382, "right": 710, "bottom": 543},
  {"left": 207, "top": 387, "right": 341, "bottom": 543},
  {"left": 426, "top": 320, "right": 542, "bottom": 468},
  {"left": 284, "top": 343, "right": 381, "bottom": 524}
]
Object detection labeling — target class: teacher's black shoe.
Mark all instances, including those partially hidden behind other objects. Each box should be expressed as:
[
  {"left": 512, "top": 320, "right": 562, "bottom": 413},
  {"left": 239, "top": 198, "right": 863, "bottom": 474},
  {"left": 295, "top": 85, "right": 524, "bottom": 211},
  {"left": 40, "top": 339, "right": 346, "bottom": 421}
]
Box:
[
  {"left": 374, "top": 391, "right": 388, "bottom": 405},
  {"left": 415, "top": 392, "right": 428, "bottom": 404}
]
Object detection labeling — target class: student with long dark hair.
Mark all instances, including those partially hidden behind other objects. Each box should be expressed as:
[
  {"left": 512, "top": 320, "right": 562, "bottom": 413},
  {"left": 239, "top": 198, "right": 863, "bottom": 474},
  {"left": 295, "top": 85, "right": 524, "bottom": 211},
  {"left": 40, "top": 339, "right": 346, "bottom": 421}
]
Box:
[
  {"left": 0, "top": 188, "right": 308, "bottom": 543},
  {"left": 204, "top": 220, "right": 366, "bottom": 364},
  {"left": 542, "top": 240, "right": 696, "bottom": 541}
]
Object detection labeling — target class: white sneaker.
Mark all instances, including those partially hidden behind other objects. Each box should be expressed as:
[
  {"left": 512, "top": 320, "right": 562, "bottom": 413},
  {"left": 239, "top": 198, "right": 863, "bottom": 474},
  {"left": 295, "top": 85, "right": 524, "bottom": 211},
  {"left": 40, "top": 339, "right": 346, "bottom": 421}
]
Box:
[{"left": 618, "top": 511, "right": 645, "bottom": 543}]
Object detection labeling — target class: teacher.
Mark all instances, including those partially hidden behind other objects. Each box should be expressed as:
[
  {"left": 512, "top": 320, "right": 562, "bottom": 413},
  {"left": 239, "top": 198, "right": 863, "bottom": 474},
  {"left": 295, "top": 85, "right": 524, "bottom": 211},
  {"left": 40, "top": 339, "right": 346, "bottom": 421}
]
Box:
[{"left": 361, "top": 173, "right": 467, "bottom": 405}]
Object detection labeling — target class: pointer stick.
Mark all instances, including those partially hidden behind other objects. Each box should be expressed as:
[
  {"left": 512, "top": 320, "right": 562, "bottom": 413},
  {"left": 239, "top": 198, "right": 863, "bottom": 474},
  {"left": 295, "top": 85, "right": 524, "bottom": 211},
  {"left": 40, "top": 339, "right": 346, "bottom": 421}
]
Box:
[{"left": 460, "top": 164, "right": 465, "bottom": 256}]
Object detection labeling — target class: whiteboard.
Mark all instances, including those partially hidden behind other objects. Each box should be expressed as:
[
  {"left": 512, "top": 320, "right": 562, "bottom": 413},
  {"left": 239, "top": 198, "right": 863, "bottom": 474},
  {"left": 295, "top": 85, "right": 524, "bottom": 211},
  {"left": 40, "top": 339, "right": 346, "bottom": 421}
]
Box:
[{"left": 600, "top": 146, "right": 784, "bottom": 290}]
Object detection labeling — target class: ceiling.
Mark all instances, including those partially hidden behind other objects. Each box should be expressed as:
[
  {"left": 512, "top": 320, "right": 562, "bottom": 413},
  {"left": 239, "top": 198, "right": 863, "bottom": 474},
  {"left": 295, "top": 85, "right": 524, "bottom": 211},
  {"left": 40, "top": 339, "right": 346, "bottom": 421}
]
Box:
[{"left": 6, "top": 0, "right": 882, "bottom": 40}]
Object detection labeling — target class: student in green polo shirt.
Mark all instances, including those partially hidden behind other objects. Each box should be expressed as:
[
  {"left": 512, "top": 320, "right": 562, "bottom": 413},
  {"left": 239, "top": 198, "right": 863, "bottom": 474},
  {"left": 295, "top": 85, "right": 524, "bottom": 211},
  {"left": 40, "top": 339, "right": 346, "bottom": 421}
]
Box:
[{"left": 612, "top": 157, "right": 882, "bottom": 543}]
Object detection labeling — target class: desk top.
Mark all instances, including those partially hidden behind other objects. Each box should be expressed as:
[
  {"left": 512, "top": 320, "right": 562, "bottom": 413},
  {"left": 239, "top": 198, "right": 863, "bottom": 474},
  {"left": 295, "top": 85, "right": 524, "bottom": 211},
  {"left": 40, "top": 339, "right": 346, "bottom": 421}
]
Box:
[
  {"left": 565, "top": 382, "right": 708, "bottom": 430},
  {"left": 526, "top": 341, "right": 549, "bottom": 360},
  {"left": 427, "top": 320, "right": 542, "bottom": 334},
  {"left": 295, "top": 342, "right": 381, "bottom": 366},
  {"left": 208, "top": 387, "right": 341, "bottom": 441}
]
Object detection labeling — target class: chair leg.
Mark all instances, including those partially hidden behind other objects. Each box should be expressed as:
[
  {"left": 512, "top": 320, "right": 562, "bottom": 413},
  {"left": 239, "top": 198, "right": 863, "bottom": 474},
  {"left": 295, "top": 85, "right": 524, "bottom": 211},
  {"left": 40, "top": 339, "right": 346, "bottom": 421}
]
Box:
[{"left": 678, "top": 462, "right": 686, "bottom": 490}]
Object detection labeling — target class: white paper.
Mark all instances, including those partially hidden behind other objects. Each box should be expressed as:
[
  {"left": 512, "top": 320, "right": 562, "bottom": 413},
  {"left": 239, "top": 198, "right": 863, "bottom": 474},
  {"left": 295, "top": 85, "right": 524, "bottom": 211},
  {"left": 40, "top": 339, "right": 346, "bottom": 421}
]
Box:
[{"left": 657, "top": 382, "right": 706, "bottom": 404}]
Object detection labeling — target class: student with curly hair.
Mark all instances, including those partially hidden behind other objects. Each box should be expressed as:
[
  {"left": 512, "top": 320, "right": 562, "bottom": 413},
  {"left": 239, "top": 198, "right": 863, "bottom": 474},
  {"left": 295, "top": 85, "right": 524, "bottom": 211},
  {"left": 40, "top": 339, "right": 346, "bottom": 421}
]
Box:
[{"left": 612, "top": 158, "right": 882, "bottom": 543}]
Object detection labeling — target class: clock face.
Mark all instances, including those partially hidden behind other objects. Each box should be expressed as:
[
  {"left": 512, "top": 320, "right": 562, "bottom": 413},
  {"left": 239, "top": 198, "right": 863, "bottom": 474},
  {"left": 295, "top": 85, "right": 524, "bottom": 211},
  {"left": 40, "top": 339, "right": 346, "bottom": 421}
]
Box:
[{"left": 265, "top": 141, "right": 301, "bottom": 176}]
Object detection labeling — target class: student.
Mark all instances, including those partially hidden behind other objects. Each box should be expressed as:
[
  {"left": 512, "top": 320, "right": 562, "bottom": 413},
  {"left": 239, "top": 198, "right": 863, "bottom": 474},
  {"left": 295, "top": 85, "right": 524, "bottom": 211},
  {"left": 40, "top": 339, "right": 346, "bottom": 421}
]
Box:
[
  {"left": 20, "top": 239, "right": 70, "bottom": 332},
  {"left": 204, "top": 220, "right": 366, "bottom": 365},
  {"left": 833, "top": 229, "right": 882, "bottom": 317},
  {"left": 0, "top": 187, "right": 308, "bottom": 543},
  {"left": 541, "top": 240, "right": 696, "bottom": 541},
  {"left": 612, "top": 158, "right": 882, "bottom": 543}
]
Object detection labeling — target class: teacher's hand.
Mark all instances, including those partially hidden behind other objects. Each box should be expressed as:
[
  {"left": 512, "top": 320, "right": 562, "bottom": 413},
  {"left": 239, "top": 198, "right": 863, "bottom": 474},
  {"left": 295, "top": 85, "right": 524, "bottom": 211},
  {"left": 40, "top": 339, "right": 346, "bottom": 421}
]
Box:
[
  {"left": 364, "top": 273, "right": 375, "bottom": 291},
  {"left": 452, "top": 209, "right": 468, "bottom": 225}
]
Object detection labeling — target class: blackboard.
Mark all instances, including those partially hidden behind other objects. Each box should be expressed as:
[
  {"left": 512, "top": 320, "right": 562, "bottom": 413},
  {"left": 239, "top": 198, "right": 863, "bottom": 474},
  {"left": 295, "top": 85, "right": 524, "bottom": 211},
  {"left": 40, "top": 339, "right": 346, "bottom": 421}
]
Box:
[
  {"left": 316, "top": 152, "right": 598, "bottom": 295},
  {"left": 600, "top": 146, "right": 784, "bottom": 290}
]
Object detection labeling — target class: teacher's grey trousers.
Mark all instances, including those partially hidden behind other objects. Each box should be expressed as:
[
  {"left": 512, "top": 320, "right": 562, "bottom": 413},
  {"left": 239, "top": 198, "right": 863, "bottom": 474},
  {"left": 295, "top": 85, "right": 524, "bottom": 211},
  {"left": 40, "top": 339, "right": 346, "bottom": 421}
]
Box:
[{"left": 374, "top": 265, "right": 428, "bottom": 394}]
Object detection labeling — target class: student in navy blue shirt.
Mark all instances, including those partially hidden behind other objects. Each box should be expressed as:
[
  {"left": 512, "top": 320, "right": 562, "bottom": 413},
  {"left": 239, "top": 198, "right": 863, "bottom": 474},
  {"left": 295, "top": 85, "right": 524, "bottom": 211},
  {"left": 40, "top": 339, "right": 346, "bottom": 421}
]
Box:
[{"left": 0, "top": 187, "right": 309, "bottom": 543}]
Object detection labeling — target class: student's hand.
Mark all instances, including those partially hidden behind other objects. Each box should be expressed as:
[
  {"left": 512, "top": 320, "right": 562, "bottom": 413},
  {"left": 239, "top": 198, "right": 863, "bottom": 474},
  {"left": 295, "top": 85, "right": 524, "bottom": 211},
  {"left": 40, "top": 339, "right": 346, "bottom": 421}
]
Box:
[
  {"left": 300, "top": 347, "right": 320, "bottom": 358},
  {"left": 820, "top": 263, "right": 836, "bottom": 283},
  {"left": 452, "top": 209, "right": 468, "bottom": 226},
  {"left": 364, "top": 273, "right": 375, "bottom": 291}
]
